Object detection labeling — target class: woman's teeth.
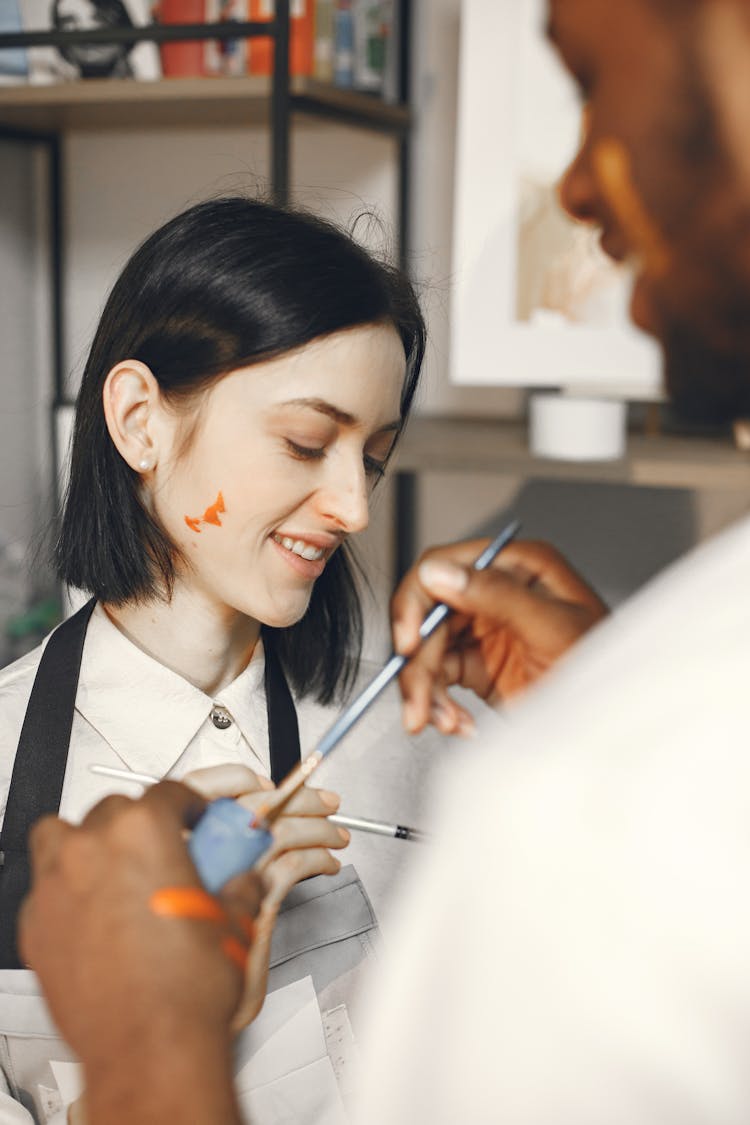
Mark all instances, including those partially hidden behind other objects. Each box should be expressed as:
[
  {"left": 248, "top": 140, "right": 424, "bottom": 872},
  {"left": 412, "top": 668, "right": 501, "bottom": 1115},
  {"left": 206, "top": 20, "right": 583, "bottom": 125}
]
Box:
[{"left": 273, "top": 534, "right": 325, "bottom": 562}]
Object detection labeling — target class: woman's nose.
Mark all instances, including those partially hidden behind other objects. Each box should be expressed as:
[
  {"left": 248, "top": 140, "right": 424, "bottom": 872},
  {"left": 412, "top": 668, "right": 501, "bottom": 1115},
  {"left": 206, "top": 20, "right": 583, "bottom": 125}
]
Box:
[{"left": 316, "top": 462, "right": 370, "bottom": 535}]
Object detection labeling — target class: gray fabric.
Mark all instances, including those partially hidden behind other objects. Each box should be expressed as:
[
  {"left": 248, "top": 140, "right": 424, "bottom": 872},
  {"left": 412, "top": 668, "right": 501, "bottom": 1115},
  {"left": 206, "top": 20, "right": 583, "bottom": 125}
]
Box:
[{"left": 268, "top": 865, "right": 379, "bottom": 998}]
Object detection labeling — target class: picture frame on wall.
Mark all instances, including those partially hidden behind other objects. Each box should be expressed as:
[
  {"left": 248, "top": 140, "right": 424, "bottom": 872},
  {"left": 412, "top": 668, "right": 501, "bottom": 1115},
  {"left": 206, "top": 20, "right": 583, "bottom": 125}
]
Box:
[
  {"left": 451, "top": 0, "right": 661, "bottom": 397},
  {"left": 20, "top": 0, "right": 160, "bottom": 83}
]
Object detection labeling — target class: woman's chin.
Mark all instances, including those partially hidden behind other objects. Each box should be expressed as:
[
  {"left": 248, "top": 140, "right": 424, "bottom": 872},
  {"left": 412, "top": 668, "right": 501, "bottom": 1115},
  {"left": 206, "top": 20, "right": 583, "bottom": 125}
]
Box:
[{"left": 259, "top": 599, "right": 312, "bottom": 631}]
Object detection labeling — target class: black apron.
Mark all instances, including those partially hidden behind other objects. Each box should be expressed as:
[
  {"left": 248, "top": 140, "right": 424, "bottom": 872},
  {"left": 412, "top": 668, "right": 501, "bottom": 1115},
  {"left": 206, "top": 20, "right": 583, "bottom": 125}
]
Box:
[{"left": 0, "top": 599, "right": 301, "bottom": 968}]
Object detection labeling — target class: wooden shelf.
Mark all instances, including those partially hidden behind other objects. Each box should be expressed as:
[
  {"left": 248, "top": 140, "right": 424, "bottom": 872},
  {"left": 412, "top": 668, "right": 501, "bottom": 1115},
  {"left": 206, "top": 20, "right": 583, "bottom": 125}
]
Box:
[
  {"left": 394, "top": 417, "right": 750, "bottom": 492},
  {"left": 0, "top": 76, "right": 410, "bottom": 133}
]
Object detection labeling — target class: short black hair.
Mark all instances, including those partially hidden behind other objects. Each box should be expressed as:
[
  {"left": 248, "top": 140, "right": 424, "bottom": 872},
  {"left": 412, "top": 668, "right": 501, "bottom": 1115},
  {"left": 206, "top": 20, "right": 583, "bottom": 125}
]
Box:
[{"left": 56, "top": 196, "right": 426, "bottom": 703}]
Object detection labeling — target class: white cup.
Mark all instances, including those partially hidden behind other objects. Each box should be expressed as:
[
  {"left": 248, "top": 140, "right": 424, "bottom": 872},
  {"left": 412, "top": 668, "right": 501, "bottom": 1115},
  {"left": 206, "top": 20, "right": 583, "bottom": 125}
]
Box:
[{"left": 529, "top": 393, "right": 627, "bottom": 461}]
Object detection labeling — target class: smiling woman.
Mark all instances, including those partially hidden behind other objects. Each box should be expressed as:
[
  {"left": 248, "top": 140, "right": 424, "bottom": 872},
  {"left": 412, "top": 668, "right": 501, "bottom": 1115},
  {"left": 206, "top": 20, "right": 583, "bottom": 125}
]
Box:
[
  {"left": 0, "top": 197, "right": 428, "bottom": 1123},
  {"left": 59, "top": 197, "right": 425, "bottom": 703}
]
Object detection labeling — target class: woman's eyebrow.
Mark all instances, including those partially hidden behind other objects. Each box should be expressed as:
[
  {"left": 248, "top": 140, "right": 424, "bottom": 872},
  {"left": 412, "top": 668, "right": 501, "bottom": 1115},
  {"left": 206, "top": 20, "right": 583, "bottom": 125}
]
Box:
[{"left": 279, "top": 397, "right": 400, "bottom": 433}]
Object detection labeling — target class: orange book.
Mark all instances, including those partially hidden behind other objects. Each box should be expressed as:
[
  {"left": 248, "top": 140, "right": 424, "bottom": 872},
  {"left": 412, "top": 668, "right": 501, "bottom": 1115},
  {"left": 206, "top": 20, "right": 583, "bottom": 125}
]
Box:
[
  {"left": 155, "top": 0, "right": 207, "bottom": 77},
  {"left": 249, "top": 0, "right": 313, "bottom": 76}
]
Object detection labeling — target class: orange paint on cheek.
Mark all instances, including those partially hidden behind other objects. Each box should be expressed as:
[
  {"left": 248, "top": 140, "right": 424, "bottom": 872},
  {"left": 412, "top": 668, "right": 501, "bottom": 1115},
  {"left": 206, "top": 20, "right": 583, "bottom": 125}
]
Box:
[
  {"left": 202, "top": 491, "right": 226, "bottom": 527},
  {"left": 184, "top": 491, "right": 226, "bottom": 534}
]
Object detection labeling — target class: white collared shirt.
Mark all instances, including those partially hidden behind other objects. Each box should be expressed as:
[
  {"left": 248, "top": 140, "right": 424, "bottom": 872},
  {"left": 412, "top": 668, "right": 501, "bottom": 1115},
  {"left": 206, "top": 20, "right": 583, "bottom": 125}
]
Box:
[
  {"left": 0, "top": 603, "right": 272, "bottom": 827},
  {"left": 0, "top": 600, "right": 446, "bottom": 920}
]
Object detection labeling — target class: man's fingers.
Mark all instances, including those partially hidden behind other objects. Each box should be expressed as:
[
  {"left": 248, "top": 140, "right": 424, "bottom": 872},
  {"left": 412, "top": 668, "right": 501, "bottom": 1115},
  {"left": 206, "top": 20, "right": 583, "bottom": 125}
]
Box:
[
  {"left": 391, "top": 539, "right": 487, "bottom": 655},
  {"left": 139, "top": 781, "right": 209, "bottom": 832},
  {"left": 27, "top": 815, "right": 75, "bottom": 878},
  {"left": 391, "top": 536, "right": 606, "bottom": 659},
  {"left": 417, "top": 559, "right": 567, "bottom": 633},
  {"left": 494, "top": 540, "right": 607, "bottom": 610},
  {"left": 220, "top": 870, "right": 266, "bottom": 918},
  {"left": 399, "top": 654, "right": 442, "bottom": 733}
]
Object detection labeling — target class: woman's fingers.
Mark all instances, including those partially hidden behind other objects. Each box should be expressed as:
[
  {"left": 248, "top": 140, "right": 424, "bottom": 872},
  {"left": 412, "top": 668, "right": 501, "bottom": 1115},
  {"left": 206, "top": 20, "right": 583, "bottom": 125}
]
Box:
[
  {"left": 182, "top": 764, "right": 274, "bottom": 800},
  {"left": 234, "top": 785, "right": 340, "bottom": 819},
  {"left": 260, "top": 815, "right": 350, "bottom": 862},
  {"left": 258, "top": 847, "right": 343, "bottom": 910}
]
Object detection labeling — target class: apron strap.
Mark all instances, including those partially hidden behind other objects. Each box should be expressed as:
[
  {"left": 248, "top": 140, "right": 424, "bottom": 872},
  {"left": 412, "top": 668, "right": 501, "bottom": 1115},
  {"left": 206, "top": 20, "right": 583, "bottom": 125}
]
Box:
[
  {"left": 0, "top": 609, "right": 301, "bottom": 968},
  {"left": 0, "top": 598, "right": 96, "bottom": 968},
  {"left": 263, "top": 634, "right": 302, "bottom": 784}
]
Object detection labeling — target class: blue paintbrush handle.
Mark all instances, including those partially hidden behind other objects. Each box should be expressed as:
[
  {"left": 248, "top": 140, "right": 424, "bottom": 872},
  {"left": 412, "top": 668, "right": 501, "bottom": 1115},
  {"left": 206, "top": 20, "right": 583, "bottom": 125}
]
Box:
[{"left": 315, "top": 517, "right": 521, "bottom": 761}]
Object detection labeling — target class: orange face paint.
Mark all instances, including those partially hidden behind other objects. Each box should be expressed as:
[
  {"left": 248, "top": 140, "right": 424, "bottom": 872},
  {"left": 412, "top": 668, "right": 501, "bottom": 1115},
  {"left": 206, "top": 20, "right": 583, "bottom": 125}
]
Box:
[
  {"left": 202, "top": 492, "right": 226, "bottom": 527},
  {"left": 184, "top": 491, "right": 226, "bottom": 534},
  {"left": 592, "top": 138, "right": 671, "bottom": 278}
]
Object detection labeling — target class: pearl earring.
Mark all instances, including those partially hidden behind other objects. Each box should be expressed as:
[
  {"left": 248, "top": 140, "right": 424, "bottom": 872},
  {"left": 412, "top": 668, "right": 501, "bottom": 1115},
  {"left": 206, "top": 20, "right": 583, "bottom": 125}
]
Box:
[{"left": 138, "top": 458, "right": 151, "bottom": 472}]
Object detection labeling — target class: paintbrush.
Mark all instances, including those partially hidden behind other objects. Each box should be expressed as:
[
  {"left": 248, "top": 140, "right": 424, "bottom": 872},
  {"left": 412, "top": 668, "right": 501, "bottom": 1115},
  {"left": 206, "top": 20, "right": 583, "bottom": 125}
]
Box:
[
  {"left": 251, "top": 517, "right": 521, "bottom": 831},
  {"left": 89, "top": 763, "right": 426, "bottom": 842}
]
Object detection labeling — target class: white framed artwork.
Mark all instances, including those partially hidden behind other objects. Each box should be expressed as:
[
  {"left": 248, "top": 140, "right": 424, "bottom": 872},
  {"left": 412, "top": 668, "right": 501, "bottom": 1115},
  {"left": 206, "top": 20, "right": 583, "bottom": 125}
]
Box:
[{"left": 451, "top": 0, "right": 661, "bottom": 397}]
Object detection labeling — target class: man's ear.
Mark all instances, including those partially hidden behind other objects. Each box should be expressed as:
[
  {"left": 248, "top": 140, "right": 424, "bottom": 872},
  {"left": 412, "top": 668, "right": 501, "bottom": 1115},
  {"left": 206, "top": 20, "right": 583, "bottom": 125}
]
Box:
[{"left": 102, "top": 360, "right": 162, "bottom": 474}]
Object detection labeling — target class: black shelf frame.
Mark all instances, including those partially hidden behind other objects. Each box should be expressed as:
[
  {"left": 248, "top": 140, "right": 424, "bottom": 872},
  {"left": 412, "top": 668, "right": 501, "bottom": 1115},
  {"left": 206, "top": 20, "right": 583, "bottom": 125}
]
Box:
[{"left": 0, "top": 0, "right": 414, "bottom": 578}]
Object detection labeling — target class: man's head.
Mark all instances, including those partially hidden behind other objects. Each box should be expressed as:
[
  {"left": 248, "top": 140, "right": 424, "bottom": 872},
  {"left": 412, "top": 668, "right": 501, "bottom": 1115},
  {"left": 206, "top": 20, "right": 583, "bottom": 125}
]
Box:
[{"left": 548, "top": 0, "right": 750, "bottom": 421}]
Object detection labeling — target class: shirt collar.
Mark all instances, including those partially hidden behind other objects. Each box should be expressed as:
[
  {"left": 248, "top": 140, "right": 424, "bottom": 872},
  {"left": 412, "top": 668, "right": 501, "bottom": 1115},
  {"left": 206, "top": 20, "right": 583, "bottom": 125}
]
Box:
[{"left": 76, "top": 604, "right": 268, "bottom": 777}]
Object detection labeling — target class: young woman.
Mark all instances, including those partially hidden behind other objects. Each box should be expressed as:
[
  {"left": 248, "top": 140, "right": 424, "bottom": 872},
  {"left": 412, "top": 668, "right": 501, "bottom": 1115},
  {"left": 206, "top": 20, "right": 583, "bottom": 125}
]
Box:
[{"left": 0, "top": 196, "right": 429, "bottom": 1123}]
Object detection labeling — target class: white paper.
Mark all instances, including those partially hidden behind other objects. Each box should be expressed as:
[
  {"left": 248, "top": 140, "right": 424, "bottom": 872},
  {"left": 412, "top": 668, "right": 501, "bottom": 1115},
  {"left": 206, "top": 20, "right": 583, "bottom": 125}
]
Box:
[
  {"left": 48, "top": 1060, "right": 83, "bottom": 1108},
  {"left": 235, "top": 976, "right": 327, "bottom": 1092},
  {"left": 234, "top": 976, "right": 349, "bottom": 1124},
  {"left": 240, "top": 1056, "right": 348, "bottom": 1125}
]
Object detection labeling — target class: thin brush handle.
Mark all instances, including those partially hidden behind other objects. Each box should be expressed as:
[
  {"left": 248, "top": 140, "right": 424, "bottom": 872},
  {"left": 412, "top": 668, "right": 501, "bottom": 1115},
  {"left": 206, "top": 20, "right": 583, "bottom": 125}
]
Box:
[{"left": 88, "top": 765, "right": 425, "bottom": 841}]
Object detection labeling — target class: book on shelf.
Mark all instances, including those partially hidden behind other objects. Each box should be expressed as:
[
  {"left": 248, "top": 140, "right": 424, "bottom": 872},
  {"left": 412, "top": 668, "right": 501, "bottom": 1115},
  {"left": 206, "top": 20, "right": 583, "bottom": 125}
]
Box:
[
  {"left": 1, "top": 0, "right": 402, "bottom": 93},
  {"left": 313, "top": 0, "right": 333, "bottom": 83},
  {"left": 154, "top": 0, "right": 205, "bottom": 77},
  {"left": 204, "top": 0, "right": 249, "bottom": 76},
  {"left": 19, "top": 0, "right": 161, "bottom": 84},
  {"left": 329, "top": 1, "right": 400, "bottom": 100},
  {"left": 0, "top": 0, "right": 28, "bottom": 84},
  {"left": 248, "top": 0, "right": 314, "bottom": 77}
]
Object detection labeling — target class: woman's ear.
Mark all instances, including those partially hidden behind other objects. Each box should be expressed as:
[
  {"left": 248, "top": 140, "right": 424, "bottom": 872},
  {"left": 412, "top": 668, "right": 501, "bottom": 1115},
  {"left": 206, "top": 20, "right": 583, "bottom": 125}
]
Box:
[{"left": 102, "top": 361, "right": 162, "bottom": 474}]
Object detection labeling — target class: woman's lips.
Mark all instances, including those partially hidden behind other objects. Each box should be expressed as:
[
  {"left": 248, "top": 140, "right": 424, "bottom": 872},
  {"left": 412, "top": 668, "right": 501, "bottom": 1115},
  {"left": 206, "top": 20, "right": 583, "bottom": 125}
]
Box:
[{"left": 268, "top": 534, "right": 328, "bottom": 579}]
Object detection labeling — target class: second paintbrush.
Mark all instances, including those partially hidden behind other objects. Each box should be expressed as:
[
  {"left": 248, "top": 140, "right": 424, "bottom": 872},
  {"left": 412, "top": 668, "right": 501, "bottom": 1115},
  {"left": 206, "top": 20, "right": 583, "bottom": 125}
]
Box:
[{"left": 88, "top": 765, "right": 426, "bottom": 842}]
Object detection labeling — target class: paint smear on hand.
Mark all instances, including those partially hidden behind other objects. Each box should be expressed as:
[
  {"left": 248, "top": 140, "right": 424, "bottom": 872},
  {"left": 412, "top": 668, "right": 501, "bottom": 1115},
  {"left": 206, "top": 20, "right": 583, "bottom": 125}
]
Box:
[
  {"left": 593, "top": 138, "right": 671, "bottom": 277},
  {"left": 184, "top": 491, "right": 226, "bottom": 534}
]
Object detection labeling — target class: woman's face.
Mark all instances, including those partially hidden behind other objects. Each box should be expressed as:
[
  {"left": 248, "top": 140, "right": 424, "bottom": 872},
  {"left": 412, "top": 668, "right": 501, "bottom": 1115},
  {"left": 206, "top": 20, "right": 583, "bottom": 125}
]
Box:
[{"left": 150, "top": 323, "right": 405, "bottom": 627}]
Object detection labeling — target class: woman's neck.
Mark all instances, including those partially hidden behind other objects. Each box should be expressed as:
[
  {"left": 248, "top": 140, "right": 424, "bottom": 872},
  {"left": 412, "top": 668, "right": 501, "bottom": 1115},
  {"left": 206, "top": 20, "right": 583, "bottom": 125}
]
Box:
[{"left": 102, "top": 586, "right": 261, "bottom": 696}]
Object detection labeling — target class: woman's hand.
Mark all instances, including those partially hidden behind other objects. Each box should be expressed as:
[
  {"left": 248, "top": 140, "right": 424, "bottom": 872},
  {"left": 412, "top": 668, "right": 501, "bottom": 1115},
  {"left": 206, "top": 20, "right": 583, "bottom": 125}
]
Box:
[
  {"left": 391, "top": 538, "right": 608, "bottom": 735},
  {"left": 183, "top": 764, "right": 349, "bottom": 1029}
]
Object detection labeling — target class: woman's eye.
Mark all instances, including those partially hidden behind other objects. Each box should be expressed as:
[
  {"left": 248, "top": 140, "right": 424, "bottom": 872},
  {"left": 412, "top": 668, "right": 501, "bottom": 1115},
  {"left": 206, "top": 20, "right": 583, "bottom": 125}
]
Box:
[
  {"left": 364, "top": 455, "right": 386, "bottom": 481},
  {"left": 286, "top": 439, "right": 326, "bottom": 461}
]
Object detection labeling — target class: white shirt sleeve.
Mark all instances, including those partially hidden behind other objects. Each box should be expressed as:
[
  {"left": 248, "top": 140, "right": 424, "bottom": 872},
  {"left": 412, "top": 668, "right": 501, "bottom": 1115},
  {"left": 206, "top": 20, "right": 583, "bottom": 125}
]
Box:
[{"left": 356, "top": 689, "right": 750, "bottom": 1125}]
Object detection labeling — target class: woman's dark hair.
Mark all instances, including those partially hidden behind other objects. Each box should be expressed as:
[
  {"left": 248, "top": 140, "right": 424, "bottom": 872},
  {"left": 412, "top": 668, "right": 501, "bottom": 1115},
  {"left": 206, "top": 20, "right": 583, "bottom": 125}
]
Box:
[{"left": 56, "top": 196, "right": 425, "bottom": 703}]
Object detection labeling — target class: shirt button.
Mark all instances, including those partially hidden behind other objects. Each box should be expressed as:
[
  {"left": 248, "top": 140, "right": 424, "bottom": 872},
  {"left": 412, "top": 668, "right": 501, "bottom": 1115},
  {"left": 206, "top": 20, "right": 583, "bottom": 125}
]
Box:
[{"left": 210, "top": 705, "right": 233, "bottom": 730}]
